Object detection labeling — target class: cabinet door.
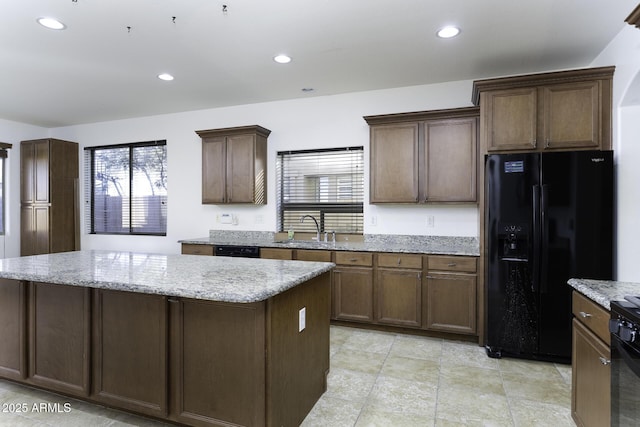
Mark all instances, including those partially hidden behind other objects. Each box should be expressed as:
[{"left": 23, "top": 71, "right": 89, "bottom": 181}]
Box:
[
  {"left": 20, "top": 140, "right": 50, "bottom": 204},
  {"left": 425, "top": 273, "right": 476, "bottom": 334},
  {"left": 369, "top": 123, "right": 419, "bottom": 203},
  {"left": 226, "top": 134, "right": 257, "bottom": 203},
  {"left": 93, "top": 290, "right": 168, "bottom": 418},
  {"left": 20, "top": 205, "right": 50, "bottom": 256},
  {"left": 542, "top": 81, "right": 600, "bottom": 150},
  {"left": 424, "top": 117, "right": 477, "bottom": 202},
  {"left": 332, "top": 267, "right": 374, "bottom": 322},
  {"left": 572, "top": 319, "right": 610, "bottom": 427},
  {"left": 169, "top": 298, "right": 266, "bottom": 427},
  {"left": 0, "top": 279, "right": 26, "bottom": 381},
  {"left": 202, "top": 137, "right": 227, "bottom": 203},
  {"left": 29, "top": 282, "right": 90, "bottom": 397},
  {"left": 482, "top": 87, "right": 538, "bottom": 152},
  {"left": 376, "top": 269, "right": 421, "bottom": 328}
]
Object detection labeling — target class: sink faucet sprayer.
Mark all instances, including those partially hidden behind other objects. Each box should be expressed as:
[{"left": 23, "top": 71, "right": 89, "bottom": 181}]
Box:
[{"left": 300, "top": 215, "right": 321, "bottom": 241}]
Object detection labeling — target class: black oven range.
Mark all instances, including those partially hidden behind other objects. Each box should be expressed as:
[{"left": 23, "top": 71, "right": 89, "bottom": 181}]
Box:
[{"left": 609, "top": 296, "right": 640, "bottom": 426}]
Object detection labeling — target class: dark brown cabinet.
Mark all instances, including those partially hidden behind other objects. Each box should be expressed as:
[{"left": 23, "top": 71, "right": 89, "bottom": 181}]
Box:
[
  {"left": 28, "top": 282, "right": 90, "bottom": 397},
  {"left": 472, "top": 66, "right": 614, "bottom": 153},
  {"left": 365, "top": 107, "right": 479, "bottom": 204},
  {"left": 571, "top": 292, "right": 611, "bottom": 427},
  {"left": 196, "top": 125, "right": 270, "bottom": 204},
  {"left": 169, "top": 298, "right": 266, "bottom": 426},
  {"left": 332, "top": 252, "right": 374, "bottom": 322},
  {"left": 20, "top": 138, "right": 79, "bottom": 256},
  {"left": 92, "top": 289, "right": 168, "bottom": 418},
  {"left": 0, "top": 279, "right": 26, "bottom": 381},
  {"left": 424, "top": 255, "right": 477, "bottom": 334},
  {"left": 375, "top": 253, "right": 422, "bottom": 328}
]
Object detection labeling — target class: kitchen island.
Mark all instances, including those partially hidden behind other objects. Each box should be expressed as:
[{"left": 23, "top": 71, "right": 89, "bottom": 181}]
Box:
[{"left": 0, "top": 250, "right": 334, "bottom": 427}]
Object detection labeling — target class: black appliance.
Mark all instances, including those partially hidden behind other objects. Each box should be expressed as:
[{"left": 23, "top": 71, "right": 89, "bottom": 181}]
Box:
[
  {"left": 214, "top": 245, "right": 260, "bottom": 258},
  {"left": 610, "top": 297, "right": 640, "bottom": 426},
  {"left": 486, "top": 151, "right": 613, "bottom": 362}
]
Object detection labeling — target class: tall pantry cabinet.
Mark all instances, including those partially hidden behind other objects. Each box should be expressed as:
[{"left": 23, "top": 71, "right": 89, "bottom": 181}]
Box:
[{"left": 20, "top": 139, "right": 79, "bottom": 256}]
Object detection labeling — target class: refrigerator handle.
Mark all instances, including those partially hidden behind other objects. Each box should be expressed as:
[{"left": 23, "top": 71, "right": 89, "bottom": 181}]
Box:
[
  {"left": 532, "top": 185, "right": 541, "bottom": 293},
  {"left": 540, "top": 184, "right": 550, "bottom": 293}
]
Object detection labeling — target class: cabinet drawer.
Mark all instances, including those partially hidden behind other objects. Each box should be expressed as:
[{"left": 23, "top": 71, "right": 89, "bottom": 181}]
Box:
[
  {"left": 427, "top": 256, "right": 477, "bottom": 273},
  {"left": 260, "top": 248, "right": 293, "bottom": 260},
  {"left": 296, "top": 250, "right": 332, "bottom": 262},
  {"left": 335, "top": 252, "right": 372, "bottom": 267},
  {"left": 572, "top": 292, "right": 610, "bottom": 345},
  {"left": 377, "top": 253, "right": 422, "bottom": 269},
  {"left": 181, "top": 244, "right": 214, "bottom": 256}
]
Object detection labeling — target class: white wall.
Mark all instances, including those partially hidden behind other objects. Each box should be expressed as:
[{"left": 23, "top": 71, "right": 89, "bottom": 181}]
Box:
[
  {"left": 45, "top": 79, "right": 478, "bottom": 255},
  {"left": 0, "top": 119, "right": 51, "bottom": 258},
  {"left": 591, "top": 25, "right": 640, "bottom": 281}
]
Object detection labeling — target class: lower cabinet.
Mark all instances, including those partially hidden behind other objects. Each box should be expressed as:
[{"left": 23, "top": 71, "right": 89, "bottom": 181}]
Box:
[
  {"left": 571, "top": 292, "right": 611, "bottom": 427},
  {"left": 0, "top": 279, "right": 27, "bottom": 381},
  {"left": 424, "top": 255, "right": 477, "bottom": 334},
  {"left": 29, "top": 282, "right": 91, "bottom": 397},
  {"left": 375, "top": 254, "right": 422, "bottom": 328},
  {"left": 169, "top": 298, "right": 266, "bottom": 426},
  {"left": 261, "top": 248, "right": 293, "bottom": 260},
  {"left": 333, "top": 267, "right": 374, "bottom": 322},
  {"left": 92, "top": 290, "right": 168, "bottom": 418}
]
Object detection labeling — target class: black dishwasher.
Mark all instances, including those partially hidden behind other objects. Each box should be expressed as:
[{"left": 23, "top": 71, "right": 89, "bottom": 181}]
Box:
[{"left": 214, "top": 245, "right": 260, "bottom": 258}]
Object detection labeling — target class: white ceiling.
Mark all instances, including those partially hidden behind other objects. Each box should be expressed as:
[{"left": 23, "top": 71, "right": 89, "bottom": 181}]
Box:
[{"left": 1, "top": 0, "right": 637, "bottom": 128}]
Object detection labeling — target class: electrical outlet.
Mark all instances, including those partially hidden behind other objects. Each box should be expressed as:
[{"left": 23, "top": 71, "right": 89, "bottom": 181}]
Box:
[
  {"left": 299, "top": 307, "right": 306, "bottom": 332},
  {"left": 427, "top": 215, "right": 435, "bottom": 228},
  {"left": 370, "top": 215, "right": 377, "bottom": 226}
]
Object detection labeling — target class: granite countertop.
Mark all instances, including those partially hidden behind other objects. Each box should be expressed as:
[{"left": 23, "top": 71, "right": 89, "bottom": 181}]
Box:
[
  {"left": 0, "top": 250, "right": 334, "bottom": 303},
  {"left": 568, "top": 278, "right": 640, "bottom": 310},
  {"left": 180, "top": 231, "right": 480, "bottom": 257}
]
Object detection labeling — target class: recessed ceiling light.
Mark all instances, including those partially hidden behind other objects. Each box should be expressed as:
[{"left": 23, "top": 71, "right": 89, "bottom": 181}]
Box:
[
  {"left": 37, "top": 17, "right": 66, "bottom": 30},
  {"left": 273, "top": 54, "right": 292, "bottom": 64},
  {"left": 436, "top": 26, "right": 460, "bottom": 39},
  {"left": 157, "top": 73, "right": 174, "bottom": 81}
]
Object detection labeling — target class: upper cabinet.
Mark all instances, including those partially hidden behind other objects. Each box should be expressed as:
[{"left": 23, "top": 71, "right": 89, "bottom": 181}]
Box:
[
  {"left": 196, "top": 125, "right": 270, "bottom": 204},
  {"left": 626, "top": 4, "right": 640, "bottom": 29},
  {"left": 365, "top": 107, "right": 478, "bottom": 204},
  {"left": 472, "top": 66, "right": 614, "bottom": 154}
]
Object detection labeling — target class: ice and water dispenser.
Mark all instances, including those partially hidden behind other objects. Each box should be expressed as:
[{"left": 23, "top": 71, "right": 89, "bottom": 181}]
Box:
[{"left": 497, "top": 223, "right": 529, "bottom": 261}]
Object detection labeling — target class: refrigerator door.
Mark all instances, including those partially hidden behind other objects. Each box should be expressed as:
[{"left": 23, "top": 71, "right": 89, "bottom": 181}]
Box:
[
  {"left": 486, "top": 153, "right": 541, "bottom": 357},
  {"left": 539, "top": 150, "right": 614, "bottom": 358}
]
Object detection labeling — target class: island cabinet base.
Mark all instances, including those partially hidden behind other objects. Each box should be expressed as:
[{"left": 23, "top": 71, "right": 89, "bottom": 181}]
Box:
[{"left": 0, "top": 272, "right": 331, "bottom": 427}]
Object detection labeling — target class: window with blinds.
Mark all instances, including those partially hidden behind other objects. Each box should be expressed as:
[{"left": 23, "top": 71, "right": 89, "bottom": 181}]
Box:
[
  {"left": 85, "top": 141, "right": 167, "bottom": 235},
  {"left": 0, "top": 147, "right": 6, "bottom": 235},
  {"left": 276, "top": 146, "right": 364, "bottom": 234}
]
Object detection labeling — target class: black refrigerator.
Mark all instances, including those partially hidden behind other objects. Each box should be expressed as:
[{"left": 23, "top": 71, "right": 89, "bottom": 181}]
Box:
[{"left": 485, "top": 150, "right": 613, "bottom": 362}]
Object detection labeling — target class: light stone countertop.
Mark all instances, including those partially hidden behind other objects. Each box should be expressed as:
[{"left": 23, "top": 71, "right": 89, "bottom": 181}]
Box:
[
  {"left": 0, "top": 250, "right": 334, "bottom": 303},
  {"left": 180, "top": 231, "right": 480, "bottom": 257},
  {"left": 568, "top": 278, "right": 640, "bottom": 310}
]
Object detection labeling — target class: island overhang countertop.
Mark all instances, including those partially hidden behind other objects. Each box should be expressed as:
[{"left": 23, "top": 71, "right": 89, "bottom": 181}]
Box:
[{"left": 0, "top": 250, "right": 335, "bottom": 303}]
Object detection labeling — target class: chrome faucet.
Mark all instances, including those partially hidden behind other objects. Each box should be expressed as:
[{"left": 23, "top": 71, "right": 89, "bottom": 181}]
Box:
[{"left": 300, "top": 215, "right": 321, "bottom": 241}]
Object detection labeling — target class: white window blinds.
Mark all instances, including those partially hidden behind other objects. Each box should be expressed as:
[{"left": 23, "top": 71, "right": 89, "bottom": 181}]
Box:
[
  {"left": 85, "top": 141, "right": 167, "bottom": 235},
  {"left": 276, "top": 147, "right": 364, "bottom": 234}
]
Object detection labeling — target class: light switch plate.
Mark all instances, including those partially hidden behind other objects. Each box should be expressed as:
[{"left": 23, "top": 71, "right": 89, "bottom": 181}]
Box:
[{"left": 299, "top": 307, "right": 306, "bottom": 332}]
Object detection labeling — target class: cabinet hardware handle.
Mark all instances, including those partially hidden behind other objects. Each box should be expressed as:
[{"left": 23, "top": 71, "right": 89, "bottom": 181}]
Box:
[
  {"left": 349, "top": 258, "right": 358, "bottom": 262},
  {"left": 579, "top": 311, "right": 592, "bottom": 318},
  {"left": 397, "top": 259, "right": 402, "bottom": 265},
  {"left": 532, "top": 139, "right": 537, "bottom": 147},
  {"left": 168, "top": 298, "right": 179, "bottom": 303},
  {"left": 599, "top": 357, "right": 611, "bottom": 366},
  {"left": 545, "top": 138, "right": 550, "bottom": 148},
  {"left": 447, "top": 263, "right": 457, "bottom": 267}
]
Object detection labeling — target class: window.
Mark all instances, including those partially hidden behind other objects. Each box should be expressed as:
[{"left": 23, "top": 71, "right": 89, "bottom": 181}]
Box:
[
  {"left": 85, "top": 141, "right": 167, "bottom": 235},
  {"left": 0, "top": 146, "right": 7, "bottom": 235},
  {"left": 276, "top": 147, "right": 364, "bottom": 234}
]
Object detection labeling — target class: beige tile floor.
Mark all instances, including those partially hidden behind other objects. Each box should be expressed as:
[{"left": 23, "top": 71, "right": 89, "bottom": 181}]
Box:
[{"left": 0, "top": 325, "right": 574, "bottom": 426}]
